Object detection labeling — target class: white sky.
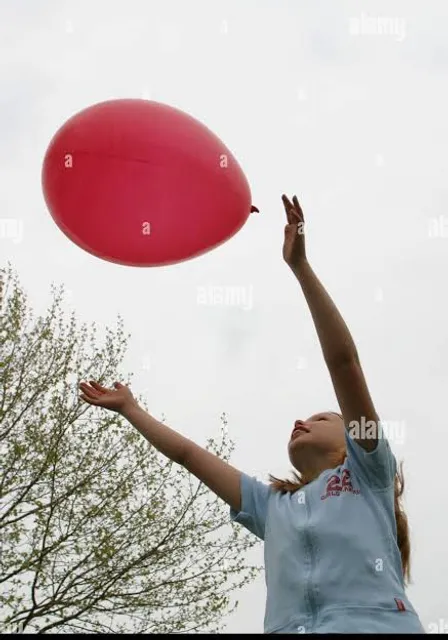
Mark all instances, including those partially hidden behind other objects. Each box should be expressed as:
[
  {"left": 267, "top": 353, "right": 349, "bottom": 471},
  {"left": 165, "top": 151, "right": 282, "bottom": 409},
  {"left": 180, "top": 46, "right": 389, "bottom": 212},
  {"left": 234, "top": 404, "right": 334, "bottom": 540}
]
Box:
[{"left": 1, "top": 0, "right": 447, "bottom": 633}]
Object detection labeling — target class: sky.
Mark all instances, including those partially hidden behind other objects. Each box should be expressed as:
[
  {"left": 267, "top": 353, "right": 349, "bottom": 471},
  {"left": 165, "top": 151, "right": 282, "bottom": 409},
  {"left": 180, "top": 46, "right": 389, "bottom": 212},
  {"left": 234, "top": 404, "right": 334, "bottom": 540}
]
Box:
[{"left": 1, "top": 0, "right": 448, "bottom": 633}]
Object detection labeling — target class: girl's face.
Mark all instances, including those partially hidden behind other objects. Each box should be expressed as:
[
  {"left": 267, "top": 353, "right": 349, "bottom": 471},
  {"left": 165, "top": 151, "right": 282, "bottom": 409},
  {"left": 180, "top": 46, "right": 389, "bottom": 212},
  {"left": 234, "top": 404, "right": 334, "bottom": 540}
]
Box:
[{"left": 288, "top": 411, "right": 346, "bottom": 465}]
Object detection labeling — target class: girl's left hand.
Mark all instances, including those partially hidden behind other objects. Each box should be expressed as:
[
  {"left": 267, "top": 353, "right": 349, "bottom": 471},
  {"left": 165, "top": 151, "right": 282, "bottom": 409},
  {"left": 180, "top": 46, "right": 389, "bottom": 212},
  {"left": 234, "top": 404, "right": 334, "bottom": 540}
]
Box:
[{"left": 282, "top": 194, "right": 307, "bottom": 271}]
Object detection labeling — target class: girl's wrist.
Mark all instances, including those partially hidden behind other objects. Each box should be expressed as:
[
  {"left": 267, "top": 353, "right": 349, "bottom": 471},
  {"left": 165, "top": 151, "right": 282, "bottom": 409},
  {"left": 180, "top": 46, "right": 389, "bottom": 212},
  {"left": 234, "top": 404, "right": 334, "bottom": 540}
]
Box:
[
  {"left": 291, "top": 258, "right": 310, "bottom": 279},
  {"left": 120, "top": 401, "right": 143, "bottom": 419}
]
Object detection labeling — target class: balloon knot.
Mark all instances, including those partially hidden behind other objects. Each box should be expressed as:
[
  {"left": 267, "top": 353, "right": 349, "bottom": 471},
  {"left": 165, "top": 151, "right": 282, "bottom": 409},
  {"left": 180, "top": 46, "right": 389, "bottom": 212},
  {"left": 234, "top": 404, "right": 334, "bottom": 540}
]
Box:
[{"left": 250, "top": 205, "right": 260, "bottom": 213}]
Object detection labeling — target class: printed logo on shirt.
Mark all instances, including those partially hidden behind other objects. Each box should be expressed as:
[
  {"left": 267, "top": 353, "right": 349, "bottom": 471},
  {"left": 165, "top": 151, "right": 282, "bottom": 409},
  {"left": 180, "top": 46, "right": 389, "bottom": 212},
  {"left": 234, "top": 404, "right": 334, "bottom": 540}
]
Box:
[
  {"left": 394, "top": 598, "right": 406, "bottom": 612},
  {"left": 320, "top": 469, "right": 360, "bottom": 500}
]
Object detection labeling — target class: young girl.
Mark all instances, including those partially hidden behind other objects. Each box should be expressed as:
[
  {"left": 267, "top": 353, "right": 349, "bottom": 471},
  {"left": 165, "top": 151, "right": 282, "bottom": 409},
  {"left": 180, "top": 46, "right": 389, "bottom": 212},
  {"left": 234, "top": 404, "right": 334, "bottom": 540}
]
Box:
[{"left": 79, "top": 195, "right": 424, "bottom": 634}]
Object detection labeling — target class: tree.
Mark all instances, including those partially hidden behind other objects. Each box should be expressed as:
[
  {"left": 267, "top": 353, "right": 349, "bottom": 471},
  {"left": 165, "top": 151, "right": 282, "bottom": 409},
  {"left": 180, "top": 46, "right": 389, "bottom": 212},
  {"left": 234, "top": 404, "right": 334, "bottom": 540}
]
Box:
[{"left": 0, "top": 265, "right": 262, "bottom": 634}]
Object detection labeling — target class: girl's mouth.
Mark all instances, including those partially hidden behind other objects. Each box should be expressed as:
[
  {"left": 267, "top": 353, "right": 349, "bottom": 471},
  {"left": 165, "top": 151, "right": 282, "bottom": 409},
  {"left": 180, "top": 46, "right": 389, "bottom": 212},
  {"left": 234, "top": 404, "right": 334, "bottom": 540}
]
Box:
[{"left": 291, "top": 425, "right": 310, "bottom": 440}]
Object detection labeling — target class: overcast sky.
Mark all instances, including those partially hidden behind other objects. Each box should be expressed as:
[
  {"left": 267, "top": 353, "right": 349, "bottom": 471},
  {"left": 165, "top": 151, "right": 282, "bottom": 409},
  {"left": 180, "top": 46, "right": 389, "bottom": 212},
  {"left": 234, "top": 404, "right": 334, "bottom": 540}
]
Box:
[{"left": 1, "top": 0, "right": 447, "bottom": 633}]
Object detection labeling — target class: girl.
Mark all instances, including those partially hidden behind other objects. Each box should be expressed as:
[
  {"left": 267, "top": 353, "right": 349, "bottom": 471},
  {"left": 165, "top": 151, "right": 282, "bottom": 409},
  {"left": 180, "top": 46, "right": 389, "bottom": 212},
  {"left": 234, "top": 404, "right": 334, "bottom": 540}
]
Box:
[{"left": 79, "top": 195, "right": 424, "bottom": 634}]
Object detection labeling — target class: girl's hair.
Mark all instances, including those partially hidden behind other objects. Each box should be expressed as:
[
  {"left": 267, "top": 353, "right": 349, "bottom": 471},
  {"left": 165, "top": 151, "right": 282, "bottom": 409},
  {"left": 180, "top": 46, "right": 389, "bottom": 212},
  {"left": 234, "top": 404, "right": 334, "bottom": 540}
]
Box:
[{"left": 268, "top": 448, "right": 411, "bottom": 584}]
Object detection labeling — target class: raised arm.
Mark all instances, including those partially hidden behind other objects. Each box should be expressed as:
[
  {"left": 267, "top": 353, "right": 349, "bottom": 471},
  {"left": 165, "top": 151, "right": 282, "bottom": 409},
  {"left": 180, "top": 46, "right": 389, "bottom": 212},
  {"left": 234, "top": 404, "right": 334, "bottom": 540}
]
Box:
[
  {"left": 79, "top": 381, "right": 242, "bottom": 511},
  {"left": 282, "top": 195, "right": 379, "bottom": 452}
]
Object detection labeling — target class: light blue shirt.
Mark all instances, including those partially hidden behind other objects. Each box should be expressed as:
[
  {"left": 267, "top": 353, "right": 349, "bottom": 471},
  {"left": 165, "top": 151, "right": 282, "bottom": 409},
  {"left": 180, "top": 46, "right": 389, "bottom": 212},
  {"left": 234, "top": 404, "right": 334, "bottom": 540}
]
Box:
[{"left": 230, "top": 430, "right": 425, "bottom": 633}]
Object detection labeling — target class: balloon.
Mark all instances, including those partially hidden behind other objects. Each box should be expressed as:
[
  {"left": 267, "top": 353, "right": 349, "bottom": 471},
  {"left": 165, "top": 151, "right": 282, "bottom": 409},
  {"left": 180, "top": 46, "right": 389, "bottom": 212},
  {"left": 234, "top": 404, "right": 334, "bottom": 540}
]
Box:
[{"left": 42, "top": 99, "right": 258, "bottom": 267}]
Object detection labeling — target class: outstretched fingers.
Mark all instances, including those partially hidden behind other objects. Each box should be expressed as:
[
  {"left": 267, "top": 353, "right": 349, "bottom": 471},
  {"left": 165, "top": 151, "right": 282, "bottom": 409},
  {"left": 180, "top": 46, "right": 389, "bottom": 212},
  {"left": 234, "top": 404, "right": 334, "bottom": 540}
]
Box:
[
  {"left": 88, "top": 380, "right": 109, "bottom": 394},
  {"left": 79, "top": 382, "right": 99, "bottom": 399},
  {"left": 282, "top": 194, "right": 301, "bottom": 224},
  {"left": 292, "top": 195, "right": 304, "bottom": 221},
  {"left": 79, "top": 392, "right": 95, "bottom": 405},
  {"left": 282, "top": 194, "right": 294, "bottom": 224}
]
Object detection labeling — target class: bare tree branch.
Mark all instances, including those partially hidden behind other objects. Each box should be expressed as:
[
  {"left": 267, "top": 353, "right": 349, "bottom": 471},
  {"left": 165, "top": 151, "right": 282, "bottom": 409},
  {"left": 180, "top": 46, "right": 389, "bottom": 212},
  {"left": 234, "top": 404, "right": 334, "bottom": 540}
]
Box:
[{"left": 0, "top": 268, "right": 261, "bottom": 634}]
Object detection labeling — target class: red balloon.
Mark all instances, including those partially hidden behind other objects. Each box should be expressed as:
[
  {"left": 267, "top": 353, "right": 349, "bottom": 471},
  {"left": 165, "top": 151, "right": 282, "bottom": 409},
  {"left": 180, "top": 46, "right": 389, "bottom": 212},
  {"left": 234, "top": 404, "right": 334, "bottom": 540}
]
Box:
[{"left": 42, "top": 99, "right": 258, "bottom": 266}]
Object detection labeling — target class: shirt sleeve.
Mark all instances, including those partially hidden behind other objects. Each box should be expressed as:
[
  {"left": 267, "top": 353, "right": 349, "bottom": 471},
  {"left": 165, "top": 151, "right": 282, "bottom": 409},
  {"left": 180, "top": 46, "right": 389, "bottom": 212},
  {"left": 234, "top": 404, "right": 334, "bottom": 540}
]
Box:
[
  {"left": 230, "top": 472, "right": 272, "bottom": 540},
  {"left": 344, "top": 423, "right": 397, "bottom": 490}
]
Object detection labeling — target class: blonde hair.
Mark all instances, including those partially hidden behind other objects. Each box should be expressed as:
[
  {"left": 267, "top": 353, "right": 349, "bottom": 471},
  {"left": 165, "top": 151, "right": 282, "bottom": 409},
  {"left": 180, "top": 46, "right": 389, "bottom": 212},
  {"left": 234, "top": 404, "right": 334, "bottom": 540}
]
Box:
[{"left": 268, "top": 447, "right": 411, "bottom": 584}]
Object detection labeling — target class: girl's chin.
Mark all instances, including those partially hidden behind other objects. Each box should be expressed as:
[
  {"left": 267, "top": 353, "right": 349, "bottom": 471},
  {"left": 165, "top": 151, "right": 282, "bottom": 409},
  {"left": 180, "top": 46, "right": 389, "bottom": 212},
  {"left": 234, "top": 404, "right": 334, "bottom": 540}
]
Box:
[
  {"left": 290, "top": 432, "right": 311, "bottom": 444},
  {"left": 289, "top": 437, "right": 309, "bottom": 450}
]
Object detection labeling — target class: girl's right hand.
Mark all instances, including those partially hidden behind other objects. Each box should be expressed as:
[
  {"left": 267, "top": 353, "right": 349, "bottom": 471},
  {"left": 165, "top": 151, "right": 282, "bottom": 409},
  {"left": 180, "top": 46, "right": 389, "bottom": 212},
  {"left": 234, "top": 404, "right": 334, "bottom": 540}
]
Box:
[
  {"left": 282, "top": 194, "right": 307, "bottom": 272},
  {"left": 79, "top": 380, "right": 138, "bottom": 414}
]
